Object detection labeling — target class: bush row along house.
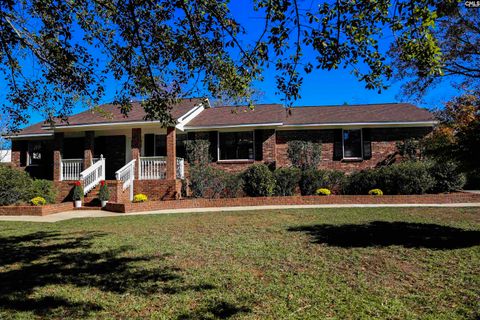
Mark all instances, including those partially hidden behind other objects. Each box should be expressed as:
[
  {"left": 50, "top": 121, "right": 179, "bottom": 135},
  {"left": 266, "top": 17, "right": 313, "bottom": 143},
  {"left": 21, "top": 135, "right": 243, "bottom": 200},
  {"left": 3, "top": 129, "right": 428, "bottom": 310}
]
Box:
[{"left": 7, "top": 98, "right": 435, "bottom": 202}]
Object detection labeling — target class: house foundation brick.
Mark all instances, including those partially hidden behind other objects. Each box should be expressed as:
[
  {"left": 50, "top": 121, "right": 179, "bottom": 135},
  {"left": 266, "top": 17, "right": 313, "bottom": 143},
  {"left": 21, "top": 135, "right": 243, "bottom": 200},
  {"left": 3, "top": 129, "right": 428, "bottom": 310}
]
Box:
[
  {"left": 105, "top": 192, "right": 480, "bottom": 213},
  {"left": 134, "top": 179, "right": 182, "bottom": 201}
]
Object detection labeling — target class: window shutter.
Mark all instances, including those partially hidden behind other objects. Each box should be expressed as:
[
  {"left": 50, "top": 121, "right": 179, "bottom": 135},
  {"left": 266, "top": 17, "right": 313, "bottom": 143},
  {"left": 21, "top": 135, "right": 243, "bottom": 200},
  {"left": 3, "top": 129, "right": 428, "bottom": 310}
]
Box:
[
  {"left": 144, "top": 134, "right": 155, "bottom": 156},
  {"left": 333, "top": 129, "right": 343, "bottom": 161},
  {"left": 254, "top": 130, "right": 263, "bottom": 161},
  {"left": 209, "top": 131, "right": 218, "bottom": 162},
  {"left": 362, "top": 129, "right": 372, "bottom": 160}
]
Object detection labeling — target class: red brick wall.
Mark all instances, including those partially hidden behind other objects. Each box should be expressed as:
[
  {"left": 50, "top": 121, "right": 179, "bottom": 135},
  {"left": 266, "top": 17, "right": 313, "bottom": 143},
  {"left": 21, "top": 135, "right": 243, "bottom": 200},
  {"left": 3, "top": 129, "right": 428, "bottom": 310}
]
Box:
[
  {"left": 134, "top": 179, "right": 181, "bottom": 201},
  {"left": 105, "top": 192, "right": 480, "bottom": 213},
  {"left": 185, "top": 127, "right": 431, "bottom": 174},
  {"left": 276, "top": 127, "right": 432, "bottom": 172},
  {"left": 0, "top": 202, "right": 73, "bottom": 216}
]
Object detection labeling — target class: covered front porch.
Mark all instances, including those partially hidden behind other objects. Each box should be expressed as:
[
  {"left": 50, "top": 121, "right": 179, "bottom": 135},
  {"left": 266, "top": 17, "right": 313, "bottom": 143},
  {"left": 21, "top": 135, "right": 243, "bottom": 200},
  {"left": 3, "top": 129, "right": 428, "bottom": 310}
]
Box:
[{"left": 54, "top": 126, "right": 184, "bottom": 201}]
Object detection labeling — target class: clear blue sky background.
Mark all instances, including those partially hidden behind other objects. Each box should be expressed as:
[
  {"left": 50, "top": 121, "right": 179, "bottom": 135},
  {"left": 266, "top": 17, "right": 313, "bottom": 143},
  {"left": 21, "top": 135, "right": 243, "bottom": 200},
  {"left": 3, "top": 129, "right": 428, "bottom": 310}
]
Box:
[{"left": 0, "top": 1, "right": 462, "bottom": 129}]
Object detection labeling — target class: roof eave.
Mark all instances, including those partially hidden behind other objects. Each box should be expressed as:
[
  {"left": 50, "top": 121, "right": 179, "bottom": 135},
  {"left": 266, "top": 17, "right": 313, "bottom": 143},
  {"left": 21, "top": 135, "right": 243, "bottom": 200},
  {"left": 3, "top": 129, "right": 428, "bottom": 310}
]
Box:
[{"left": 278, "top": 120, "right": 437, "bottom": 130}]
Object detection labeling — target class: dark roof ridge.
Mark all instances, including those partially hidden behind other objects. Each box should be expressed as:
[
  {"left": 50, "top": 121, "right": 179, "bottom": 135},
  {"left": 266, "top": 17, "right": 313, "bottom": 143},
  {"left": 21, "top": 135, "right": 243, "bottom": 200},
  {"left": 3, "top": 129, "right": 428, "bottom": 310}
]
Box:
[
  {"left": 289, "top": 102, "right": 409, "bottom": 109},
  {"left": 211, "top": 103, "right": 283, "bottom": 108}
]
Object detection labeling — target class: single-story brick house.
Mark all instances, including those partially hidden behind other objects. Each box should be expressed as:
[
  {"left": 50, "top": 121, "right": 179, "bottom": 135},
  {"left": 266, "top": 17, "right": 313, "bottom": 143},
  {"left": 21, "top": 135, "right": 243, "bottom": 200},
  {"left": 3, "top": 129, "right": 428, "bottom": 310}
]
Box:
[{"left": 7, "top": 98, "right": 435, "bottom": 202}]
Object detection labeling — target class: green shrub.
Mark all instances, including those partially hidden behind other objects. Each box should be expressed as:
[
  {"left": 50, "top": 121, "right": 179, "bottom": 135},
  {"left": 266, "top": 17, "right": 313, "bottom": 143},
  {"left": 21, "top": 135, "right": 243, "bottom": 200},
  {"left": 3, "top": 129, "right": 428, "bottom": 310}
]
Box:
[
  {"left": 133, "top": 194, "right": 148, "bottom": 203},
  {"left": 242, "top": 164, "right": 275, "bottom": 197},
  {"left": 299, "top": 169, "right": 328, "bottom": 195},
  {"left": 325, "top": 170, "right": 347, "bottom": 194},
  {"left": 184, "top": 140, "right": 210, "bottom": 165},
  {"left": 0, "top": 165, "right": 33, "bottom": 205},
  {"left": 189, "top": 165, "right": 225, "bottom": 198},
  {"left": 368, "top": 189, "right": 383, "bottom": 196},
  {"left": 30, "top": 179, "right": 57, "bottom": 204},
  {"left": 428, "top": 161, "right": 466, "bottom": 193},
  {"left": 98, "top": 181, "right": 110, "bottom": 201},
  {"left": 274, "top": 167, "right": 301, "bottom": 196},
  {"left": 72, "top": 181, "right": 83, "bottom": 201},
  {"left": 343, "top": 169, "right": 378, "bottom": 195},
  {"left": 30, "top": 196, "right": 46, "bottom": 206},
  {"left": 221, "top": 172, "right": 244, "bottom": 198},
  {"left": 465, "top": 169, "right": 480, "bottom": 189},
  {"left": 315, "top": 188, "right": 331, "bottom": 196},
  {"left": 299, "top": 169, "right": 344, "bottom": 195},
  {"left": 345, "top": 161, "right": 434, "bottom": 195},
  {"left": 387, "top": 161, "right": 434, "bottom": 195},
  {"left": 287, "top": 140, "right": 322, "bottom": 170}
]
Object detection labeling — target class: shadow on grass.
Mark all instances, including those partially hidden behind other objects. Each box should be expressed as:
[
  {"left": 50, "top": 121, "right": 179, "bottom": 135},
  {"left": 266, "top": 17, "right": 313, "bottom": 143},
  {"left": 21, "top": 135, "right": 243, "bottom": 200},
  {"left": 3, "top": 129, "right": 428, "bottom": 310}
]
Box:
[
  {"left": 288, "top": 221, "right": 480, "bottom": 249},
  {"left": 0, "top": 231, "right": 217, "bottom": 317},
  {"left": 178, "top": 300, "right": 251, "bottom": 320}
]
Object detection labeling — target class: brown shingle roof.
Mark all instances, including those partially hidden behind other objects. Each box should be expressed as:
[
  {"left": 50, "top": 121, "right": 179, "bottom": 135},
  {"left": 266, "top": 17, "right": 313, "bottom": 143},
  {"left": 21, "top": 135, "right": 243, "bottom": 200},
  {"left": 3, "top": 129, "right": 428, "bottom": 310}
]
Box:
[
  {"left": 14, "top": 101, "right": 433, "bottom": 136},
  {"left": 13, "top": 122, "right": 51, "bottom": 135},
  {"left": 283, "top": 103, "right": 434, "bottom": 125},
  {"left": 49, "top": 98, "right": 203, "bottom": 127},
  {"left": 185, "top": 104, "right": 285, "bottom": 127}
]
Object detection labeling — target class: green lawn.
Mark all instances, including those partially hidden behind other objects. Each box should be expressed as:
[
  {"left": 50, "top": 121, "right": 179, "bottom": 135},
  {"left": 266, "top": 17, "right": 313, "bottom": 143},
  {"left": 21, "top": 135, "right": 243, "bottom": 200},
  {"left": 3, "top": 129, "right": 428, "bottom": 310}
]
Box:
[{"left": 0, "top": 207, "right": 479, "bottom": 319}]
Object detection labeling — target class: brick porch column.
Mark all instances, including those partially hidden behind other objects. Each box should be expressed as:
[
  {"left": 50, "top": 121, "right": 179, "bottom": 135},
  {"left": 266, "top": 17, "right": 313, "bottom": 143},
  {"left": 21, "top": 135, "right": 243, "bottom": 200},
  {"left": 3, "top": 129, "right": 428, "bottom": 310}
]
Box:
[
  {"left": 10, "top": 140, "right": 23, "bottom": 167},
  {"left": 166, "top": 126, "right": 176, "bottom": 180},
  {"left": 84, "top": 131, "right": 95, "bottom": 169},
  {"left": 131, "top": 128, "right": 142, "bottom": 179},
  {"left": 53, "top": 132, "right": 64, "bottom": 181}
]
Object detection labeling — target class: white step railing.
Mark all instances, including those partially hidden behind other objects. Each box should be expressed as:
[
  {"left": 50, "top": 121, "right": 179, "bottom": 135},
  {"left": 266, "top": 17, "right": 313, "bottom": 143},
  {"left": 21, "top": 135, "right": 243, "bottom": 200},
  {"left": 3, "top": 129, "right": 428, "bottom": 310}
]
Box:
[
  {"left": 61, "top": 159, "right": 83, "bottom": 181},
  {"left": 80, "top": 155, "right": 105, "bottom": 195},
  {"left": 115, "top": 159, "right": 136, "bottom": 201},
  {"left": 139, "top": 157, "right": 185, "bottom": 180}
]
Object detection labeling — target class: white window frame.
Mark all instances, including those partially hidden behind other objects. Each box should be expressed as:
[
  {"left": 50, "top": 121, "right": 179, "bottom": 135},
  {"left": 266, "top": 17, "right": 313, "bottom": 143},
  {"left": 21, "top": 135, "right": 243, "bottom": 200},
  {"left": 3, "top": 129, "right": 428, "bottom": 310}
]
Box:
[
  {"left": 217, "top": 131, "right": 255, "bottom": 162},
  {"left": 342, "top": 128, "right": 363, "bottom": 160}
]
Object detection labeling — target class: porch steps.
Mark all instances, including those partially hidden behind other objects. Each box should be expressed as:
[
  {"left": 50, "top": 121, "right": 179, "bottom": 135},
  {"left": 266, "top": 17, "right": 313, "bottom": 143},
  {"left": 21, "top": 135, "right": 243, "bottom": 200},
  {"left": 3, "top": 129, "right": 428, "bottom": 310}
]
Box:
[{"left": 82, "top": 184, "right": 103, "bottom": 208}]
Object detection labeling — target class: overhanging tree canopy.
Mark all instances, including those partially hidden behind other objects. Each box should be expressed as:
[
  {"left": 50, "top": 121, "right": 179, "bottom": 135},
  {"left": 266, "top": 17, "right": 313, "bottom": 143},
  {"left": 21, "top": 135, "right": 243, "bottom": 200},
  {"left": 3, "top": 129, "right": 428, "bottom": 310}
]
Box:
[{"left": 0, "top": 0, "right": 461, "bottom": 131}]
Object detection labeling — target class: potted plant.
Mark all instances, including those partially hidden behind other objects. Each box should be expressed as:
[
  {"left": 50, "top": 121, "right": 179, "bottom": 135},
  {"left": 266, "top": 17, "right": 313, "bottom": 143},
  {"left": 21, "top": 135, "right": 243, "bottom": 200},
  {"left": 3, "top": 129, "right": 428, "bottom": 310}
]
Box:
[
  {"left": 72, "top": 181, "right": 83, "bottom": 208},
  {"left": 98, "top": 180, "right": 110, "bottom": 207}
]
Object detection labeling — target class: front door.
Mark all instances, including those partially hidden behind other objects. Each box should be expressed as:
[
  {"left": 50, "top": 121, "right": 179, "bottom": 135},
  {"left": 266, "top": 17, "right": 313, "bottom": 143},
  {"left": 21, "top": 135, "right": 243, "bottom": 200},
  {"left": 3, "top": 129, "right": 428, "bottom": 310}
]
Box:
[{"left": 94, "top": 136, "right": 126, "bottom": 180}]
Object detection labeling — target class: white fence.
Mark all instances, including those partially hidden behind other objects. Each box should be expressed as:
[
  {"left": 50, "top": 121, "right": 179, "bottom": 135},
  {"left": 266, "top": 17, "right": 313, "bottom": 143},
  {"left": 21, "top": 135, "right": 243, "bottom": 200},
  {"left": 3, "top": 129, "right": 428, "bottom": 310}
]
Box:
[
  {"left": 61, "top": 159, "right": 83, "bottom": 181},
  {"left": 139, "top": 157, "right": 184, "bottom": 180}
]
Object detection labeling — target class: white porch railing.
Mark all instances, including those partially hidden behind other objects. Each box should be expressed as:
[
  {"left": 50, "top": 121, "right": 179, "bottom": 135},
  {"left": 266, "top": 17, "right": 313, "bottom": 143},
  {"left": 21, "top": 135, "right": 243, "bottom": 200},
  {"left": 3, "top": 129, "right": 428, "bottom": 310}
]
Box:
[
  {"left": 80, "top": 155, "right": 106, "bottom": 194},
  {"left": 139, "top": 156, "right": 185, "bottom": 180},
  {"left": 139, "top": 156, "right": 166, "bottom": 180},
  {"left": 115, "top": 159, "right": 136, "bottom": 201},
  {"left": 61, "top": 159, "right": 83, "bottom": 181}
]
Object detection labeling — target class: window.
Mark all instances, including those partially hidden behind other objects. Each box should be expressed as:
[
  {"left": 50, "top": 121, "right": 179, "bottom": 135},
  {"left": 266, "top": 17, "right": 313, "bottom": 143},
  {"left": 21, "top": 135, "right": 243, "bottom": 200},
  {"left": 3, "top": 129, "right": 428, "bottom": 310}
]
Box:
[
  {"left": 343, "top": 129, "right": 362, "bottom": 159},
  {"left": 28, "top": 141, "right": 43, "bottom": 165},
  {"left": 154, "top": 135, "right": 166, "bottom": 156},
  {"left": 145, "top": 134, "right": 188, "bottom": 157},
  {"left": 218, "top": 131, "right": 254, "bottom": 160}
]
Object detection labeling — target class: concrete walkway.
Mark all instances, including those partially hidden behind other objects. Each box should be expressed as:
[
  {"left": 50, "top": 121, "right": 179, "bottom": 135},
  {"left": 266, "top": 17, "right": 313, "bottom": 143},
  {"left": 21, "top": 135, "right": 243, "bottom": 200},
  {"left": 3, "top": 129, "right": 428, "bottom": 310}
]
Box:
[{"left": 0, "top": 203, "right": 479, "bottom": 223}]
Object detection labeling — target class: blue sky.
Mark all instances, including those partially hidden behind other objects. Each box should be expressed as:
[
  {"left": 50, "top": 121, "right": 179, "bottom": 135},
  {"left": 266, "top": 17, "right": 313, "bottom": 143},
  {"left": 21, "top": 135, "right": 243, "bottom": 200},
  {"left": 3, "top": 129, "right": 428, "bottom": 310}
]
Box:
[{"left": 0, "top": 2, "right": 462, "bottom": 128}]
